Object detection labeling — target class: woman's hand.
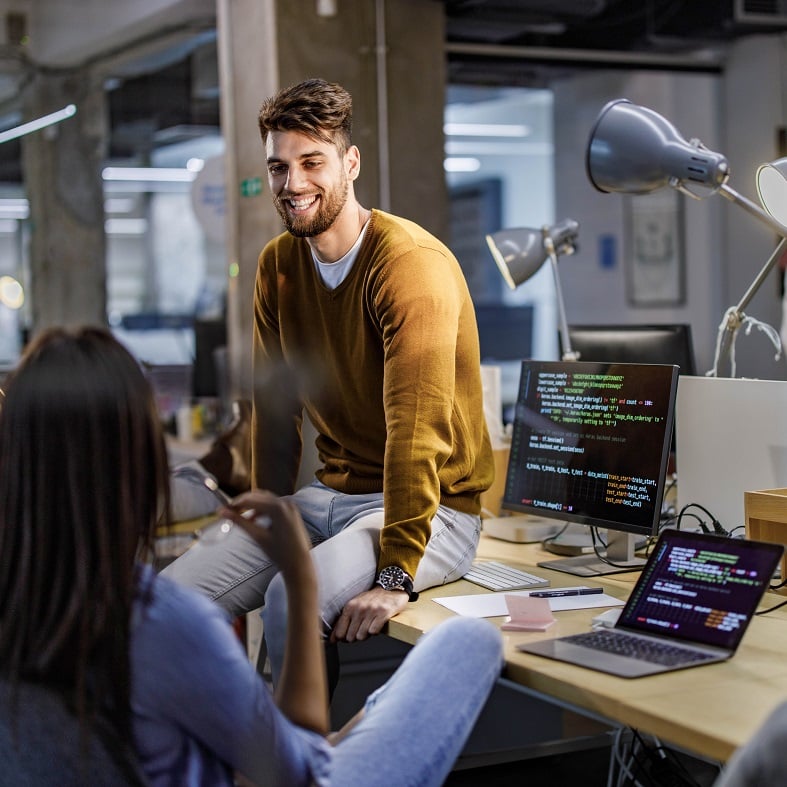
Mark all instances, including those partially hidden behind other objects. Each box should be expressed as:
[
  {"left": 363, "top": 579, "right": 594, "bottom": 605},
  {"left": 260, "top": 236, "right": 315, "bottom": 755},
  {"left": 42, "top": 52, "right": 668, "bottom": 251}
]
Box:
[
  {"left": 220, "top": 490, "right": 312, "bottom": 583},
  {"left": 222, "top": 489, "right": 328, "bottom": 735}
]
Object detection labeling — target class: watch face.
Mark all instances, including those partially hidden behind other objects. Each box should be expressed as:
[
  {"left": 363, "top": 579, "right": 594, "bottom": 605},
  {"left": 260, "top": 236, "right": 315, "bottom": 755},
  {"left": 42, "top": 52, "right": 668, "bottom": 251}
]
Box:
[{"left": 378, "top": 565, "right": 406, "bottom": 590}]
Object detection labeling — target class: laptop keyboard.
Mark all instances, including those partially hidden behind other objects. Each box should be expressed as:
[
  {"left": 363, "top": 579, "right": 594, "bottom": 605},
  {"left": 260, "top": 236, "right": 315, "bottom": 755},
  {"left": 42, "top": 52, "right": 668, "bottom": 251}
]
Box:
[
  {"left": 563, "top": 629, "right": 717, "bottom": 667},
  {"left": 463, "top": 561, "right": 550, "bottom": 592}
]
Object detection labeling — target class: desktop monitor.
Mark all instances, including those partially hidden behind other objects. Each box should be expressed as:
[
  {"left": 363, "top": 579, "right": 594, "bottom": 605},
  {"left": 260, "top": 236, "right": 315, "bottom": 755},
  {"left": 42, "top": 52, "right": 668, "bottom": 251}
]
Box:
[
  {"left": 475, "top": 304, "right": 534, "bottom": 362},
  {"left": 676, "top": 375, "right": 787, "bottom": 532},
  {"left": 568, "top": 323, "right": 694, "bottom": 456},
  {"left": 567, "top": 324, "right": 696, "bottom": 376},
  {"left": 502, "top": 359, "right": 679, "bottom": 576},
  {"left": 192, "top": 318, "right": 227, "bottom": 398},
  {"left": 474, "top": 304, "right": 534, "bottom": 420}
]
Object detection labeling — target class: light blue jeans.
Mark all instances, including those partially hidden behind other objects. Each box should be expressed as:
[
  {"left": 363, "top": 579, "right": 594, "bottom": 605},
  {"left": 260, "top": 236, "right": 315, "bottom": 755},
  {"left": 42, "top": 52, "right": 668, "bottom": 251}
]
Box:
[
  {"left": 324, "top": 616, "right": 503, "bottom": 787},
  {"left": 162, "top": 479, "right": 481, "bottom": 680}
]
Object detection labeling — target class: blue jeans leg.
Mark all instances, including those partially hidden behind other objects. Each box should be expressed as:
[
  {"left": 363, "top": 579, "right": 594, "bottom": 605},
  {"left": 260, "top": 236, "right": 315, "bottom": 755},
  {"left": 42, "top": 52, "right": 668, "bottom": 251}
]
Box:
[
  {"left": 160, "top": 482, "right": 347, "bottom": 617},
  {"left": 328, "top": 617, "right": 503, "bottom": 787},
  {"left": 169, "top": 462, "right": 225, "bottom": 522},
  {"left": 262, "top": 481, "right": 481, "bottom": 683}
]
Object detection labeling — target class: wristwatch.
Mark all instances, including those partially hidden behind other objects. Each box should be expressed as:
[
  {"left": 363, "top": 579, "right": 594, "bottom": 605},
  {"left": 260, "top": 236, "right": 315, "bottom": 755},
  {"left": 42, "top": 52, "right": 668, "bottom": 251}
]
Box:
[{"left": 376, "top": 565, "right": 419, "bottom": 601}]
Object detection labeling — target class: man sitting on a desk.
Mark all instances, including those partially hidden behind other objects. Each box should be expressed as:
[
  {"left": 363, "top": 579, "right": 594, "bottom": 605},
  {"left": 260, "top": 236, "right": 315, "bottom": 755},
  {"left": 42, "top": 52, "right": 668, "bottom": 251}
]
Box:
[{"left": 163, "top": 78, "right": 494, "bottom": 686}]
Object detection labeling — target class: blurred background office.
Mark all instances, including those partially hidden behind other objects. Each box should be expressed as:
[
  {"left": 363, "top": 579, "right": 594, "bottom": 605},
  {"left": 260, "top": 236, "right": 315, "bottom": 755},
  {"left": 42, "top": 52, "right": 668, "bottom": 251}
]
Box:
[{"left": 1, "top": 0, "right": 787, "bottom": 423}]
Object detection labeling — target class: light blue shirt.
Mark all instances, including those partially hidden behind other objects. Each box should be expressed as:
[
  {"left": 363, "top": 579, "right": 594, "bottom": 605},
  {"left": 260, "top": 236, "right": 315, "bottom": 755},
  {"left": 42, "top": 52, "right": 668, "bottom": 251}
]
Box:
[{"left": 130, "top": 566, "right": 332, "bottom": 786}]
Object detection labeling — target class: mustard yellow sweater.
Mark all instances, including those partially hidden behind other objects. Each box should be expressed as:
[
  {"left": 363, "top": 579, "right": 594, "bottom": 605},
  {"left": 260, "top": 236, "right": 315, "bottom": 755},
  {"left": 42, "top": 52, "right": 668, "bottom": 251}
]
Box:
[{"left": 252, "top": 209, "right": 494, "bottom": 577}]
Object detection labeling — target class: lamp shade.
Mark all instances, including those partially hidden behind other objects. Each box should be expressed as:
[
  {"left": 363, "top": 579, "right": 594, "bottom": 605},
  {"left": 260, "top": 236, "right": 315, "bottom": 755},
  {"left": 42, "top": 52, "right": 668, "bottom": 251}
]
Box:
[
  {"left": 586, "top": 99, "right": 729, "bottom": 195},
  {"left": 486, "top": 219, "right": 579, "bottom": 289},
  {"left": 486, "top": 227, "right": 545, "bottom": 289},
  {"left": 756, "top": 157, "right": 787, "bottom": 227}
]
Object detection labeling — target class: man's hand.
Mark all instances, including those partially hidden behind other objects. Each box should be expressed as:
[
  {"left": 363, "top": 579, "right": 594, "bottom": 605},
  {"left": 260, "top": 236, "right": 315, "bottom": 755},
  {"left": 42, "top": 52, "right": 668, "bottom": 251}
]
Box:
[{"left": 330, "top": 586, "right": 409, "bottom": 643}]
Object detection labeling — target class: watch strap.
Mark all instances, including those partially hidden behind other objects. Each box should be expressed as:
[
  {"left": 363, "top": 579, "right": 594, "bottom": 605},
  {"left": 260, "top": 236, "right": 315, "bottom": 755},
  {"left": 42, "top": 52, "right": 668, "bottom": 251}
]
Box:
[{"left": 398, "top": 575, "right": 419, "bottom": 602}]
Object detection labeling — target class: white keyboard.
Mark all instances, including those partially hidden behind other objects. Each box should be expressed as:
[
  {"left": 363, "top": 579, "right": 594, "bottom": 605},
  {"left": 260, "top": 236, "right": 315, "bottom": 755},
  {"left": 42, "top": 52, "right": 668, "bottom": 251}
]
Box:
[{"left": 463, "top": 561, "right": 550, "bottom": 592}]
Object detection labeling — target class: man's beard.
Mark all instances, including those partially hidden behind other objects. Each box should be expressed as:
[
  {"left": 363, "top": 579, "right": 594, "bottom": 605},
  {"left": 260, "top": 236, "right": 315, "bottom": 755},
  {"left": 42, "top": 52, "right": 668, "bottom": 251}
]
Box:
[{"left": 274, "top": 174, "right": 349, "bottom": 238}]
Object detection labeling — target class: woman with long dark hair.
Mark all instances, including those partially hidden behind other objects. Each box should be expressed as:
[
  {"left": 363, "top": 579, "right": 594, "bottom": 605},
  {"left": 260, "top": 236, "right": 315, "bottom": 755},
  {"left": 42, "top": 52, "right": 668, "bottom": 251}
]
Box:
[{"left": 0, "top": 325, "right": 502, "bottom": 786}]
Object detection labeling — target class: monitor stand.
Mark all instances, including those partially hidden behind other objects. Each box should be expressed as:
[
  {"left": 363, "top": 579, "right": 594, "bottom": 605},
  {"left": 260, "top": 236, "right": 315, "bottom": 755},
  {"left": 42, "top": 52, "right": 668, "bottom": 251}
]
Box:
[
  {"left": 541, "top": 523, "right": 597, "bottom": 556},
  {"left": 537, "top": 527, "right": 647, "bottom": 577}
]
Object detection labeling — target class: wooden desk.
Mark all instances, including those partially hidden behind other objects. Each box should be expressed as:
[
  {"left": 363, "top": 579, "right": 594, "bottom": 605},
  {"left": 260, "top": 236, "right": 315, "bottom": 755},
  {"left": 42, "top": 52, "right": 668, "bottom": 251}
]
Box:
[{"left": 388, "top": 533, "right": 787, "bottom": 764}]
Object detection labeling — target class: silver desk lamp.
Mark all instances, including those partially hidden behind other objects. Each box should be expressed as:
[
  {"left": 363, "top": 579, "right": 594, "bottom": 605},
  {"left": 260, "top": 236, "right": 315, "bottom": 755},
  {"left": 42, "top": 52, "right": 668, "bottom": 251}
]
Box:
[
  {"left": 586, "top": 98, "right": 787, "bottom": 377},
  {"left": 481, "top": 220, "right": 580, "bottom": 544},
  {"left": 486, "top": 219, "right": 581, "bottom": 362}
]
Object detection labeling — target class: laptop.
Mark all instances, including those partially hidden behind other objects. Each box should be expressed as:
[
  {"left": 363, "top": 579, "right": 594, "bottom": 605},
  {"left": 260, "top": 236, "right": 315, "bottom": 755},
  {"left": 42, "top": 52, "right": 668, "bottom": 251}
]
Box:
[{"left": 517, "top": 529, "right": 783, "bottom": 678}]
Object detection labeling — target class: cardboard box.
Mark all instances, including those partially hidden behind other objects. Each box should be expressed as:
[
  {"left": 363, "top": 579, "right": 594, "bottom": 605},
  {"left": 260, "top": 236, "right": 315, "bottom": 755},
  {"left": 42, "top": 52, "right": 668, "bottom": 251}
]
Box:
[{"left": 744, "top": 488, "right": 787, "bottom": 594}]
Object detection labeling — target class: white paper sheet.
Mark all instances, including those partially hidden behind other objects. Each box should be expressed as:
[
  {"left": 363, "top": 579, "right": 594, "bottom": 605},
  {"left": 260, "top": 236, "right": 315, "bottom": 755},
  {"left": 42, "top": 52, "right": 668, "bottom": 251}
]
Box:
[{"left": 432, "top": 586, "right": 625, "bottom": 618}]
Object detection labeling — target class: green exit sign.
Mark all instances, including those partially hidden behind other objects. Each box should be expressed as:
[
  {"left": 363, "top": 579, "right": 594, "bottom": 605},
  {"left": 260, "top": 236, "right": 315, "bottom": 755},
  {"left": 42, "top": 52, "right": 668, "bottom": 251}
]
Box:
[{"left": 240, "top": 177, "right": 262, "bottom": 197}]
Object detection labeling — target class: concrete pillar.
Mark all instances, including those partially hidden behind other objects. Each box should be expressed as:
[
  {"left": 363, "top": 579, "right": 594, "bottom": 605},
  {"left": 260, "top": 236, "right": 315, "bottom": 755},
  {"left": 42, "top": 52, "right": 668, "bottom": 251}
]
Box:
[
  {"left": 275, "top": 0, "right": 447, "bottom": 236},
  {"left": 22, "top": 70, "right": 108, "bottom": 335},
  {"left": 216, "top": 0, "right": 279, "bottom": 397},
  {"left": 217, "top": 0, "right": 447, "bottom": 398}
]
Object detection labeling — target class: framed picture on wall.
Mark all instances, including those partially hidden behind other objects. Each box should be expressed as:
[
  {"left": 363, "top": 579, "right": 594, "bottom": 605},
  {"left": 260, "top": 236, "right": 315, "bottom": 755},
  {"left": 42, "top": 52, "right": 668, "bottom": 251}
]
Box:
[{"left": 624, "top": 190, "right": 685, "bottom": 306}]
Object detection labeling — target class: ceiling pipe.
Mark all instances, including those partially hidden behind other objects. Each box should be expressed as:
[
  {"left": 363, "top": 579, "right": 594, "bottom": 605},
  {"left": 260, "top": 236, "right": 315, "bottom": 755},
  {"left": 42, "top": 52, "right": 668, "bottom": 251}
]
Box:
[
  {"left": 375, "top": 0, "right": 391, "bottom": 212},
  {"left": 444, "top": 41, "right": 724, "bottom": 72}
]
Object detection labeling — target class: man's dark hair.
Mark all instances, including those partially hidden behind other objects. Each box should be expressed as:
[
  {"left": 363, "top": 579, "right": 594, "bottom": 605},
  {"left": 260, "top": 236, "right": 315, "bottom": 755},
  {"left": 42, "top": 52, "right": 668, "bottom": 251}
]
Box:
[{"left": 258, "top": 78, "right": 353, "bottom": 153}]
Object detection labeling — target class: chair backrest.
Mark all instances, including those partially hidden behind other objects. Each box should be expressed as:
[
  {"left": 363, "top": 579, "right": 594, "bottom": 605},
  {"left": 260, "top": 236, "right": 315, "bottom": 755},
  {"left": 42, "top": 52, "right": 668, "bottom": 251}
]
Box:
[{"left": 0, "top": 680, "right": 147, "bottom": 786}]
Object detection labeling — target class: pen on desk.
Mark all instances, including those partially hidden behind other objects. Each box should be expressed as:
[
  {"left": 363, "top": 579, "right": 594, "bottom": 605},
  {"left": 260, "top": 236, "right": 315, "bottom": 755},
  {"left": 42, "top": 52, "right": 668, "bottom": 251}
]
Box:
[{"left": 529, "top": 587, "right": 604, "bottom": 598}]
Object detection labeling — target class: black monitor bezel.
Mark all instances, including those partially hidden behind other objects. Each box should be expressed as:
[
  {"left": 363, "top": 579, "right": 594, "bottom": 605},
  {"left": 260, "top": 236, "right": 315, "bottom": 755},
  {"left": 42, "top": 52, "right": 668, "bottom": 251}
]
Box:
[
  {"left": 474, "top": 304, "right": 534, "bottom": 362},
  {"left": 192, "top": 318, "right": 227, "bottom": 398},
  {"left": 567, "top": 323, "right": 696, "bottom": 376}
]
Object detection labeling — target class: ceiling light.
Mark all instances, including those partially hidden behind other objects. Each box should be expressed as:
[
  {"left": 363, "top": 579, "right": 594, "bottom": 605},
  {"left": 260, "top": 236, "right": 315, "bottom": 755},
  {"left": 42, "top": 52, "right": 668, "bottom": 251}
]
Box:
[
  {"left": 0, "top": 198, "right": 28, "bottom": 219},
  {"left": 0, "top": 275, "right": 24, "bottom": 309},
  {"left": 0, "top": 104, "right": 76, "bottom": 146},
  {"left": 444, "top": 122, "right": 531, "bottom": 138},
  {"left": 102, "top": 167, "right": 197, "bottom": 182},
  {"left": 444, "top": 157, "right": 481, "bottom": 172},
  {"left": 105, "top": 218, "right": 148, "bottom": 235}
]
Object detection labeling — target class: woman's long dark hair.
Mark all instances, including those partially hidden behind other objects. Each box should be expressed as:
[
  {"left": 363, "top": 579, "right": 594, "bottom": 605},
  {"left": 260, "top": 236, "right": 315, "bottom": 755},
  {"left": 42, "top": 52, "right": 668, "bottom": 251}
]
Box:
[{"left": 0, "top": 326, "right": 171, "bottom": 740}]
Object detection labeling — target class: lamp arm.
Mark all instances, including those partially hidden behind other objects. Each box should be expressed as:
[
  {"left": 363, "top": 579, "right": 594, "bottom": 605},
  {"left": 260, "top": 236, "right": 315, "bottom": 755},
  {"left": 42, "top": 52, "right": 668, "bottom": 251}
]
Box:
[
  {"left": 718, "top": 182, "right": 787, "bottom": 243},
  {"left": 546, "top": 243, "right": 579, "bottom": 362},
  {"left": 717, "top": 182, "right": 787, "bottom": 316},
  {"left": 713, "top": 184, "right": 787, "bottom": 374},
  {"left": 730, "top": 235, "right": 787, "bottom": 318},
  {"left": 710, "top": 230, "right": 787, "bottom": 378}
]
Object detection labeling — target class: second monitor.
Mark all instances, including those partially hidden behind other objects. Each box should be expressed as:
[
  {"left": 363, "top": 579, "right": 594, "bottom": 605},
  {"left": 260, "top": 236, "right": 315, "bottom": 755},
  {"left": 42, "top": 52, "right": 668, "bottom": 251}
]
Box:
[{"left": 567, "top": 323, "right": 696, "bottom": 376}]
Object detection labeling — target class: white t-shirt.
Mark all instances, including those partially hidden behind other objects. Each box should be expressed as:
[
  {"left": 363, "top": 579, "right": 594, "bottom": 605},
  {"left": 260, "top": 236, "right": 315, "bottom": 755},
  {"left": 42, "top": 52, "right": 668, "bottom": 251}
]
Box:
[{"left": 313, "top": 220, "right": 371, "bottom": 289}]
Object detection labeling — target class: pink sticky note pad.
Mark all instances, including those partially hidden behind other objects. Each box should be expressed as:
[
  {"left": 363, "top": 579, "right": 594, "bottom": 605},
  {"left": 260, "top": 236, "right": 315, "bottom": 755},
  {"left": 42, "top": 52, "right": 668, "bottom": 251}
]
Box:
[{"left": 501, "top": 594, "right": 556, "bottom": 631}]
